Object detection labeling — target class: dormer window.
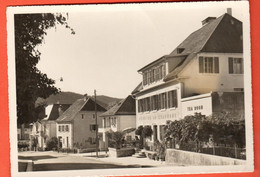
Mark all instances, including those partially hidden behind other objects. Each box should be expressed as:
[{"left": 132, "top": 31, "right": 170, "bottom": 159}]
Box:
[
  {"left": 177, "top": 48, "right": 185, "bottom": 54},
  {"left": 143, "top": 63, "right": 166, "bottom": 86}
]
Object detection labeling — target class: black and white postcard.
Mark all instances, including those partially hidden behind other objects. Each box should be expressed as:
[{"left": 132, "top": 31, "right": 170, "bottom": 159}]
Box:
[{"left": 7, "top": 1, "right": 253, "bottom": 177}]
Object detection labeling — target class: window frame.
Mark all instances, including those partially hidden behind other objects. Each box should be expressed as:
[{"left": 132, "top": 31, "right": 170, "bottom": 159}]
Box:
[
  {"left": 229, "top": 57, "right": 243, "bottom": 74},
  {"left": 90, "top": 124, "right": 97, "bottom": 132},
  {"left": 199, "top": 56, "right": 219, "bottom": 74}
]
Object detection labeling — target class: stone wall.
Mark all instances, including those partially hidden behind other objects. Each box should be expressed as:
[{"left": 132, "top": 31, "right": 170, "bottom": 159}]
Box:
[
  {"left": 166, "top": 149, "right": 246, "bottom": 166},
  {"left": 108, "top": 148, "right": 135, "bottom": 157}
]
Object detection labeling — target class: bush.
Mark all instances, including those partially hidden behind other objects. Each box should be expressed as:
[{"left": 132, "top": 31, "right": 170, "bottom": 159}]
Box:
[
  {"left": 46, "top": 137, "right": 58, "bottom": 151},
  {"left": 106, "top": 131, "right": 124, "bottom": 149},
  {"left": 164, "top": 113, "right": 246, "bottom": 152},
  {"left": 18, "top": 141, "right": 29, "bottom": 150},
  {"left": 142, "top": 126, "right": 153, "bottom": 138},
  {"left": 135, "top": 126, "right": 143, "bottom": 136},
  {"left": 154, "top": 140, "right": 166, "bottom": 161},
  {"left": 59, "top": 148, "right": 78, "bottom": 153}
]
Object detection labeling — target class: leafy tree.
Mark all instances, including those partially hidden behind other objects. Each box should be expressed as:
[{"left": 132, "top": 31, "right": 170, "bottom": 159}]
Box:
[
  {"left": 164, "top": 113, "right": 245, "bottom": 151},
  {"left": 46, "top": 137, "right": 58, "bottom": 151},
  {"left": 142, "top": 125, "right": 153, "bottom": 138},
  {"left": 15, "top": 13, "right": 75, "bottom": 124},
  {"left": 135, "top": 125, "right": 143, "bottom": 136},
  {"left": 135, "top": 125, "right": 144, "bottom": 148},
  {"left": 106, "top": 131, "right": 125, "bottom": 149}
]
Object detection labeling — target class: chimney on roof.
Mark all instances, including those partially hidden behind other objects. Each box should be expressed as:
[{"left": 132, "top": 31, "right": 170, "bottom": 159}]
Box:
[
  {"left": 83, "top": 94, "right": 88, "bottom": 101},
  {"left": 202, "top": 17, "right": 216, "bottom": 26},
  {"left": 58, "top": 105, "right": 63, "bottom": 116},
  {"left": 227, "top": 8, "right": 232, "bottom": 16}
]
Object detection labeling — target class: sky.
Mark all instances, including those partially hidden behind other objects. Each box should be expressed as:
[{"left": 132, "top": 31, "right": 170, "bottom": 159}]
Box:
[{"left": 36, "top": 2, "right": 247, "bottom": 99}]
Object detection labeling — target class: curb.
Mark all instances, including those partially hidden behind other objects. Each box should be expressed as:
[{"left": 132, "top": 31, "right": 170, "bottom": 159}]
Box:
[{"left": 26, "top": 161, "right": 33, "bottom": 171}]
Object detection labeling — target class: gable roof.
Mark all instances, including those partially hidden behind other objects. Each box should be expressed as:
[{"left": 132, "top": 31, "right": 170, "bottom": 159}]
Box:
[
  {"left": 165, "top": 13, "right": 242, "bottom": 81},
  {"left": 170, "top": 13, "right": 242, "bottom": 56},
  {"left": 56, "top": 97, "right": 107, "bottom": 123},
  {"left": 169, "top": 14, "right": 224, "bottom": 56},
  {"left": 44, "top": 104, "right": 71, "bottom": 121},
  {"left": 131, "top": 82, "right": 143, "bottom": 95},
  {"left": 133, "top": 13, "right": 242, "bottom": 93},
  {"left": 101, "top": 95, "right": 136, "bottom": 117}
]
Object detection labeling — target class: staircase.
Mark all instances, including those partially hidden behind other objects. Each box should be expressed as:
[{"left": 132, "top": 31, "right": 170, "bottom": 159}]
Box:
[{"left": 132, "top": 149, "right": 146, "bottom": 158}]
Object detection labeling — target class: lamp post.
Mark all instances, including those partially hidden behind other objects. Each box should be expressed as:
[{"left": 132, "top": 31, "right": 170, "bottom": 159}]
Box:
[{"left": 94, "top": 90, "right": 98, "bottom": 158}]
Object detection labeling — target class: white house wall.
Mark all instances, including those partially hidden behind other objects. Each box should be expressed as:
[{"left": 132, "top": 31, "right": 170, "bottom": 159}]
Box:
[
  {"left": 180, "top": 53, "right": 244, "bottom": 97},
  {"left": 56, "top": 123, "right": 73, "bottom": 149},
  {"left": 181, "top": 93, "right": 213, "bottom": 117},
  {"left": 49, "top": 121, "right": 57, "bottom": 138},
  {"left": 118, "top": 115, "right": 136, "bottom": 131},
  {"left": 73, "top": 111, "right": 103, "bottom": 149},
  {"left": 136, "top": 83, "right": 182, "bottom": 127}
]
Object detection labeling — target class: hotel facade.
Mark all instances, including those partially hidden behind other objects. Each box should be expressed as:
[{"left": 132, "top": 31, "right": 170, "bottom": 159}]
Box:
[{"left": 132, "top": 11, "right": 244, "bottom": 144}]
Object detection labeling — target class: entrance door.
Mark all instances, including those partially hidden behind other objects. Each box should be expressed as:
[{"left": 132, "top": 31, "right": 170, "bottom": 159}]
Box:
[{"left": 58, "top": 137, "right": 62, "bottom": 148}]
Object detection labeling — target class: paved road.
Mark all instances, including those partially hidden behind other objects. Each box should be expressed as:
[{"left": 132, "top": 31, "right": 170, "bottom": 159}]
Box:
[{"left": 18, "top": 151, "right": 164, "bottom": 171}]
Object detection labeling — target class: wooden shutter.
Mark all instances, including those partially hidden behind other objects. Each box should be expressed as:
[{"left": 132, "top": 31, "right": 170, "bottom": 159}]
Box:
[
  {"left": 168, "top": 91, "right": 171, "bottom": 108},
  {"left": 143, "top": 73, "right": 146, "bottom": 85},
  {"left": 240, "top": 58, "right": 244, "bottom": 74},
  {"left": 229, "top": 57, "right": 233, "bottom": 74},
  {"left": 162, "top": 64, "right": 166, "bottom": 77},
  {"left": 199, "top": 56, "right": 204, "bottom": 73},
  {"left": 174, "top": 90, "right": 178, "bottom": 108},
  {"left": 154, "top": 95, "right": 157, "bottom": 110},
  {"left": 164, "top": 93, "right": 167, "bottom": 109},
  {"left": 157, "top": 94, "right": 161, "bottom": 110},
  {"left": 214, "top": 57, "right": 219, "bottom": 73}
]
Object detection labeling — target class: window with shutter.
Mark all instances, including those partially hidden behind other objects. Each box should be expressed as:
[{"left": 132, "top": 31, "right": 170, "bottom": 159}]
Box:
[
  {"left": 162, "top": 93, "right": 167, "bottom": 109},
  {"left": 214, "top": 57, "right": 219, "bottom": 73},
  {"left": 162, "top": 64, "right": 166, "bottom": 77},
  {"left": 229, "top": 57, "right": 243, "bottom": 74},
  {"left": 158, "top": 94, "right": 161, "bottom": 110},
  {"left": 155, "top": 95, "right": 158, "bottom": 110},
  {"left": 90, "top": 124, "right": 97, "bottom": 131},
  {"left": 173, "top": 90, "right": 178, "bottom": 108},
  {"left": 199, "top": 56, "right": 219, "bottom": 74},
  {"left": 168, "top": 90, "right": 178, "bottom": 108},
  {"left": 199, "top": 56, "right": 204, "bottom": 73},
  {"left": 229, "top": 57, "right": 233, "bottom": 74}
]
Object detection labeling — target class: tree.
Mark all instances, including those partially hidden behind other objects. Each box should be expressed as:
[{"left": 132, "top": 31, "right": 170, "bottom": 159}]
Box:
[
  {"left": 106, "top": 131, "right": 125, "bottom": 149},
  {"left": 46, "top": 137, "right": 58, "bottom": 151},
  {"left": 15, "top": 13, "right": 75, "bottom": 124},
  {"left": 142, "top": 125, "right": 153, "bottom": 138},
  {"left": 164, "top": 113, "right": 246, "bottom": 151},
  {"left": 135, "top": 125, "right": 144, "bottom": 148},
  {"left": 135, "top": 125, "right": 143, "bottom": 136}
]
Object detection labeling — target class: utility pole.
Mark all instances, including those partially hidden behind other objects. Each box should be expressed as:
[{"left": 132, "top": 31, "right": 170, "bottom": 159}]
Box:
[{"left": 94, "top": 90, "right": 98, "bottom": 158}]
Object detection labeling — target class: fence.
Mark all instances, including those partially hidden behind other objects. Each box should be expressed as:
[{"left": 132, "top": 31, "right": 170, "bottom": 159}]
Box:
[
  {"left": 167, "top": 140, "right": 246, "bottom": 160},
  {"left": 200, "top": 146, "right": 246, "bottom": 160}
]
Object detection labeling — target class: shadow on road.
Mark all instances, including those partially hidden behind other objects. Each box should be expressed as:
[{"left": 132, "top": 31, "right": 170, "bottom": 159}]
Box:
[
  {"left": 33, "top": 163, "right": 153, "bottom": 171},
  {"left": 18, "top": 162, "right": 28, "bottom": 172},
  {"left": 18, "top": 155, "right": 57, "bottom": 161}
]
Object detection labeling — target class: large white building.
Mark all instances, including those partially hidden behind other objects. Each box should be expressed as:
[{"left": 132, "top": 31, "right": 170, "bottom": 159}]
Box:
[{"left": 132, "top": 11, "right": 244, "bottom": 144}]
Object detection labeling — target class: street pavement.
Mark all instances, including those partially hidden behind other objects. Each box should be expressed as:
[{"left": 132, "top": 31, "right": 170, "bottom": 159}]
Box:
[{"left": 18, "top": 151, "right": 169, "bottom": 171}]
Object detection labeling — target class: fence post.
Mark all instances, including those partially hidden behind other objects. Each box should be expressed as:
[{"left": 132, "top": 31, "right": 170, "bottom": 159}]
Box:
[{"left": 234, "top": 144, "right": 237, "bottom": 158}]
